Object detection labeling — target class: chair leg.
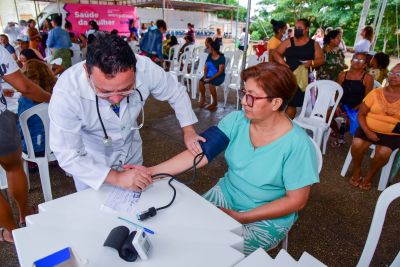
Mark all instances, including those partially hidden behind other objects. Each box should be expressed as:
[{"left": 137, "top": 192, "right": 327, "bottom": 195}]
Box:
[
  {"left": 322, "top": 128, "right": 331, "bottom": 155},
  {"left": 341, "top": 147, "right": 353, "bottom": 177},
  {"left": 37, "top": 159, "right": 52, "bottom": 202},
  {"left": 223, "top": 86, "right": 229, "bottom": 107},
  {"left": 281, "top": 234, "right": 288, "bottom": 251},
  {"left": 378, "top": 149, "right": 399, "bottom": 191},
  {"left": 22, "top": 160, "right": 30, "bottom": 191}
]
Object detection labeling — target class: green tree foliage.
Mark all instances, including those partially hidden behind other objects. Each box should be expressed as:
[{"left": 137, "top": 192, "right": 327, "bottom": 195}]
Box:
[
  {"left": 197, "top": 0, "right": 247, "bottom": 21},
  {"left": 252, "top": 0, "right": 399, "bottom": 55}
]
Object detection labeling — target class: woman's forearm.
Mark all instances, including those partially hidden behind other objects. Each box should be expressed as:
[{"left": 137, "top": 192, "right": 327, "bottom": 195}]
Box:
[
  {"left": 150, "top": 150, "right": 208, "bottom": 177},
  {"left": 239, "top": 187, "right": 310, "bottom": 224}
]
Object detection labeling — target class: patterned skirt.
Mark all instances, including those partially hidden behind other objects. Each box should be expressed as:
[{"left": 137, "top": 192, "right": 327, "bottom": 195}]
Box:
[{"left": 203, "top": 185, "right": 291, "bottom": 255}]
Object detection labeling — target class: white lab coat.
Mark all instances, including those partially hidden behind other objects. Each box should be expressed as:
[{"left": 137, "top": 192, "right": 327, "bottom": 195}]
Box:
[{"left": 49, "top": 55, "right": 198, "bottom": 191}]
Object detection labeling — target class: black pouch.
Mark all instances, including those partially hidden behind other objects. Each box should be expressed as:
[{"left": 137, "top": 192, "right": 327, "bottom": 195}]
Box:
[{"left": 392, "top": 122, "right": 400, "bottom": 134}]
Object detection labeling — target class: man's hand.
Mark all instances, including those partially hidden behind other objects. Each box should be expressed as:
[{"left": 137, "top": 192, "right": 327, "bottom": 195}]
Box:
[
  {"left": 182, "top": 125, "right": 206, "bottom": 156},
  {"left": 108, "top": 166, "right": 153, "bottom": 191}
]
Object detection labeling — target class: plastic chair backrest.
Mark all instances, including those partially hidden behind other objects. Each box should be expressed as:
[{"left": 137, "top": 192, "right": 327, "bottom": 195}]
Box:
[
  {"left": 258, "top": 51, "right": 269, "bottom": 63},
  {"left": 298, "top": 80, "right": 343, "bottom": 127},
  {"left": 192, "top": 52, "right": 208, "bottom": 75},
  {"left": 19, "top": 103, "right": 51, "bottom": 160},
  {"left": 50, "top": 58, "right": 62, "bottom": 66},
  {"left": 356, "top": 183, "right": 400, "bottom": 267},
  {"left": 373, "top": 80, "right": 382, "bottom": 89},
  {"left": 247, "top": 54, "right": 258, "bottom": 68},
  {"left": 170, "top": 44, "right": 181, "bottom": 61},
  {"left": 224, "top": 46, "right": 234, "bottom": 52},
  {"left": 224, "top": 51, "right": 234, "bottom": 72},
  {"left": 231, "top": 50, "right": 243, "bottom": 71}
]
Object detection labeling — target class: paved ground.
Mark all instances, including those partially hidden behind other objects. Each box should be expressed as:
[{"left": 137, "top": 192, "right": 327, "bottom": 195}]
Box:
[{"left": 1, "top": 88, "right": 399, "bottom": 267}]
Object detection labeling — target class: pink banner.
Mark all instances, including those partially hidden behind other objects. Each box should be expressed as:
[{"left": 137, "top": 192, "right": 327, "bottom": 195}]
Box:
[{"left": 64, "top": 3, "right": 138, "bottom": 36}]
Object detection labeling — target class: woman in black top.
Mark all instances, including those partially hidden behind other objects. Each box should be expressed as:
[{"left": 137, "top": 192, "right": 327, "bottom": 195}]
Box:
[{"left": 273, "top": 18, "right": 325, "bottom": 119}]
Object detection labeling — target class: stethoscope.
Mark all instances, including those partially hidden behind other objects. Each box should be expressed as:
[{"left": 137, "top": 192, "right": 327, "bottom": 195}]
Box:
[{"left": 96, "top": 89, "right": 144, "bottom": 146}]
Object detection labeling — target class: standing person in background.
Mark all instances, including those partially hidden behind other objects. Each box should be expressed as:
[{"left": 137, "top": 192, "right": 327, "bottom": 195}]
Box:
[
  {"left": 3, "top": 22, "right": 20, "bottom": 45},
  {"left": 273, "top": 18, "right": 325, "bottom": 119},
  {"left": 312, "top": 28, "right": 324, "bottom": 47},
  {"left": 149, "top": 21, "right": 157, "bottom": 30},
  {"left": 139, "top": 20, "right": 167, "bottom": 64},
  {"left": 0, "top": 34, "right": 17, "bottom": 60},
  {"left": 86, "top": 20, "right": 99, "bottom": 37},
  {"left": 186, "top": 23, "right": 195, "bottom": 42},
  {"left": 353, "top": 26, "right": 373, "bottom": 53},
  {"left": 213, "top": 28, "right": 224, "bottom": 48},
  {"left": 317, "top": 30, "right": 347, "bottom": 82},
  {"left": 47, "top": 15, "right": 72, "bottom": 69},
  {"left": 238, "top": 27, "right": 248, "bottom": 51},
  {"left": 0, "top": 45, "right": 50, "bottom": 244},
  {"left": 336, "top": 27, "right": 347, "bottom": 53},
  {"left": 129, "top": 19, "right": 139, "bottom": 41},
  {"left": 268, "top": 19, "right": 287, "bottom": 60},
  {"left": 27, "top": 19, "right": 43, "bottom": 57}
]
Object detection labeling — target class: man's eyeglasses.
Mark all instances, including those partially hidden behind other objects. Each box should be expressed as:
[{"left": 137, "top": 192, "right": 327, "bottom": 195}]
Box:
[
  {"left": 239, "top": 89, "right": 274, "bottom": 107},
  {"left": 88, "top": 76, "right": 135, "bottom": 98},
  {"left": 351, "top": 58, "right": 366, "bottom": 63},
  {"left": 388, "top": 71, "right": 400, "bottom": 77}
]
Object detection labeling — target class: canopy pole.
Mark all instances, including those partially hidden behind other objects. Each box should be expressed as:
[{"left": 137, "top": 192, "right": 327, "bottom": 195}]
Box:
[
  {"left": 372, "top": 0, "right": 388, "bottom": 51},
  {"left": 162, "top": 0, "right": 165, "bottom": 20},
  {"left": 240, "top": 0, "right": 251, "bottom": 73},
  {"left": 234, "top": 3, "right": 239, "bottom": 47},
  {"left": 34, "top": 0, "right": 39, "bottom": 28},
  {"left": 354, "top": 0, "right": 371, "bottom": 46},
  {"left": 13, "top": 0, "right": 20, "bottom": 22}
]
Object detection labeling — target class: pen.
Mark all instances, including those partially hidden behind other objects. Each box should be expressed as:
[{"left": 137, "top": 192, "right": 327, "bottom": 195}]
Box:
[{"left": 117, "top": 216, "right": 155, "bottom": 235}]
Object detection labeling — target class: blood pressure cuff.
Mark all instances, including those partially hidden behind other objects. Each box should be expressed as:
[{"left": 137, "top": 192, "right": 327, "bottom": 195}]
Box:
[
  {"left": 199, "top": 126, "right": 230, "bottom": 162},
  {"left": 104, "top": 226, "right": 138, "bottom": 262}
]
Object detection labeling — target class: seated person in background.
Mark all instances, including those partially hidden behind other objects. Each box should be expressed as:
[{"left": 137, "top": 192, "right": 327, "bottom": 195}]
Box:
[
  {"left": 178, "top": 34, "right": 194, "bottom": 60},
  {"left": 148, "top": 62, "right": 319, "bottom": 255},
  {"left": 0, "top": 34, "right": 17, "bottom": 60},
  {"left": 198, "top": 41, "right": 225, "bottom": 111},
  {"left": 349, "top": 63, "right": 400, "bottom": 190},
  {"left": 18, "top": 48, "right": 56, "bottom": 157},
  {"left": 368, "top": 52, "right": 390, "bottom": 84},
  {"left": 334, "top": 52, "right": 374, "bottom": 146}
]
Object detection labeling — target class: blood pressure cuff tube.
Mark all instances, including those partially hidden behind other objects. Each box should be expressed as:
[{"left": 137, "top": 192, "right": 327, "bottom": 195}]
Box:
[
  {"left": 104, "top": 226, "right": 138, "bottom": 262},
  {"left": 199, "top": 126, "right": 230, "bottom": 162}
]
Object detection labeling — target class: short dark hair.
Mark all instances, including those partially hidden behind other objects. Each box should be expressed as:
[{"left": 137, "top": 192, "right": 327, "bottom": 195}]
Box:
[
  {"left": 363, "top": 25, "right": 374, "bottom": 41},
  {"left": 323, "top": 30, "right": 340, "bottom": 45},
  {"left": 297, "top": 18, "right": 310, "bottom": 28},
  {"left": 156, "top": 20, "right": 167, "bottom": 30},
  {"left": 373, "top": 52, "right": 390, "bottom": 69},
  {"left": 210, "top": 40, "right": 221, "bottom": 54},
  {"left": 270, "top": 19, "right": 286, "bottom": 34},
  {"left": 65, "top": 20, "right": 72, "bottom": 30},
  {"left": 241, "top": 62, "right": 297, "bottom": 111},
  {"left": 20, "top": 48, "right": 41, "bottom": 61},
  {"left": 27, "top": 19, "right": 35, "bottom": 24},
  {"left": 52, "top": 15, "right": 62, "bottom": 27},
  {"left": 86, "top": 32, "right": 136, "bottom": 77}
]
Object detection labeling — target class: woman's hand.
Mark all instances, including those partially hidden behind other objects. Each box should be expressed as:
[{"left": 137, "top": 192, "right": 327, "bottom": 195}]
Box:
[
  {"left": 365, "top": 129, "right": 380, "bottom": 142},
  {"left": 218, "top": 207, "right": 246, "bottom": 224}
]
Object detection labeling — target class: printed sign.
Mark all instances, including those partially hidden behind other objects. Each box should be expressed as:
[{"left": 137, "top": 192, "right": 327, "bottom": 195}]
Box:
[{"left": 64, "top": 3, "right": 138, "bottom": 36}]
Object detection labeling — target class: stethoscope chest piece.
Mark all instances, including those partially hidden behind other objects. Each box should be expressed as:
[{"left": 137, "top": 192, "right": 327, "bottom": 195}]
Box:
[{"left": 103, "top": 136, "right": 113, "bottom": 146}]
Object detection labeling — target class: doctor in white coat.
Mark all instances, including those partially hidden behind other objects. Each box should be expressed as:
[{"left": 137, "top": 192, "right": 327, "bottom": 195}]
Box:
[{"left": 49, "top": 32, "right": 203, "bottom": 192}]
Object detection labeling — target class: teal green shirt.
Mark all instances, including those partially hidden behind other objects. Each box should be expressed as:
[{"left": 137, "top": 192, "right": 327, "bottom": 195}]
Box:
[{"left": 217, "top": 111, "right": 319, "bottom": 227}]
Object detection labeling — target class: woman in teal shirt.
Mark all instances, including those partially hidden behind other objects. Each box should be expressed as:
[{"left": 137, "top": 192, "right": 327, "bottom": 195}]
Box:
[{"left": 149, "top": 62, "right": 319, "bottom": 255}]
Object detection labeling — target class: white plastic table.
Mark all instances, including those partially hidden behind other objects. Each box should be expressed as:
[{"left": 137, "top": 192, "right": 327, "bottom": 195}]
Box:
[{"left": 13, "top": 179, "right": 244, "bottom": 267}]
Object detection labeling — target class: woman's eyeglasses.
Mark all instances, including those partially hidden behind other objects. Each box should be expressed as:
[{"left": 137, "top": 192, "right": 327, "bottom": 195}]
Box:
[
  {"left": 239, "top": 89, "right": 274, "bottom": 107},
  {"left": 351, "top": 58, "right": 366, "bottom": 63},
  {"left": 388, "top": 71, "right": 400, "bottom": 77}
]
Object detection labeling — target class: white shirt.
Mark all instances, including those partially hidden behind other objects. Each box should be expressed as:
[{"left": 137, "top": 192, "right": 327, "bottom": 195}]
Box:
[
  {"left": 0, "top": 46, "right": 19, "bottom": 112},
  {"left": 239, "top": 32, "right": 247, "bottom": 46},
  {"left": 49, "top": 55, "right": 198, "bottom": 190},
  {"left": 354, "top": 38, "right": 371, "bottom": 53}
]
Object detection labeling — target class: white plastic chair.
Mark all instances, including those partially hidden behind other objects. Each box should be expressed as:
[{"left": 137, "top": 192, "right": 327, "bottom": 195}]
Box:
[
  {"left": 258, "top": 51, "right": 268, "bottom": 63},
  {"left": 282, "top": 137, "right": 323, "bottom": 251},
  {"left": 246, "top": 54, "right": 259, "bottom": 68},
  {"left": 357, "top": 183, "right": 400, "bottom": 267},
  {"left": 19, "top": 103, "right": 56, "bottom": 202},
  {"left": 294, "top": 80, "right": 343, "bottom": 154},
  {"left": 373, "top": 80, "right": 382, "bottom": 89},
  {"left": 71, "top": 45, "right": 82, "bottom": 65},
  {"left": 223, "top": 46, "right": 235, "bottom": 52},
  {"left": 341, "top": 145, "right": 399, "bottom": 191},
  {"left": 182, "top": 52, "right": 208, "bottom": 99},
  {"left": 0, "top": 166, "right": 7, "bottom": 190},
  {"left": 165, "top": 44, "right": 182, "bottom": 72},
  {"left": 223, "top": 74, "right": 241, "bottom": 109},
  {"left": 50, "top": 57, "right": 62, "bottom": 66}
]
